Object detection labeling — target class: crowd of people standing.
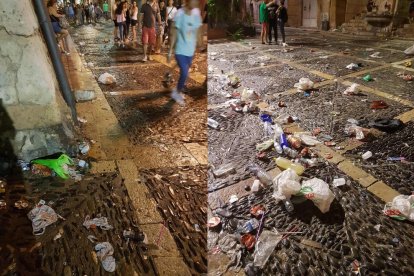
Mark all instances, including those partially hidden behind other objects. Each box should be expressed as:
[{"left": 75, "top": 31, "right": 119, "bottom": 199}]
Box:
[{"left": 259, "top": 0, "right": 288, "bottom": 46}]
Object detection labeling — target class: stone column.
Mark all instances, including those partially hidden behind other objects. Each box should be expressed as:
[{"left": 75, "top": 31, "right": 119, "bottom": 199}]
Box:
[{"left": 0, "top": 0, "right": 76, "bottom": 161}]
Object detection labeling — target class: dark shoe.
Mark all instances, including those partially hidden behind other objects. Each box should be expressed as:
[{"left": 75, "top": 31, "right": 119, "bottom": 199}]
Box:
[{"left": 369, "top": 119, "right": 404, "bottom": 132}]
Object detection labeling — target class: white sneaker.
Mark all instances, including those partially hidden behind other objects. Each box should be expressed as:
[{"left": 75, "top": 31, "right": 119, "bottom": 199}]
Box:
[
  {"left": 282, "top": 43, "right": 288, "bottom": 47},
  {"left": 142, "top": 56, "right": 148, "bottom": 62},
  {"left": 170, "top": 89, "right": 185, "bottom": 106},
  {"left": 148, "top": 55, "right": 153, "bottom": 61}
]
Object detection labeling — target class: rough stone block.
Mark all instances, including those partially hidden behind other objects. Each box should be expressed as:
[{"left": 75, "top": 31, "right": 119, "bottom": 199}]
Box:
[
  {"left": 16, "top": 36, "right": 57, "bottom": 105},
  {"left": 0, "top": 1, "right": 37, "bottom": 36}
]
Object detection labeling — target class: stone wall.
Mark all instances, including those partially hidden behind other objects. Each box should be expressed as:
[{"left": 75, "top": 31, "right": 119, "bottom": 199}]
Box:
[{"left": 0, "top": 0, "right": 75, "bottom": 162}]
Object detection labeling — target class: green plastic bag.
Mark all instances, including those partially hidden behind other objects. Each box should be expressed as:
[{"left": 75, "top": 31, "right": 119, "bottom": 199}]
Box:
[{"left": 32, "top": 154, "right": 73, "bottom": 179}]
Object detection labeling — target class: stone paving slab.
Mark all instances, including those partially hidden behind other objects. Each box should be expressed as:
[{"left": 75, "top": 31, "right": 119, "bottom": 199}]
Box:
[
  {"left": 350, "top": 67, "right": 414, "bottom": 102},
  {"left": 298, "top": 55, "right": 381, "bottom": 77}
]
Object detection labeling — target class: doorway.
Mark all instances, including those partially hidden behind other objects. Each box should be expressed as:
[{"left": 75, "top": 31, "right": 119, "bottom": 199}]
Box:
[{"left": 302, "top": 0, "right": 318, "bottom": 27}]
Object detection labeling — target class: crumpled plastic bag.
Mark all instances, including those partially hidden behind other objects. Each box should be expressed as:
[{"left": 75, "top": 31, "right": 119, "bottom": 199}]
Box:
[
  {"left": 346, "top": 63, "right": 359, "bottom": 70},
  {"left": 31, "top": 153, "right": 73, "bottom": 179},
  {"left": 294, "top": 78, "right": 314, "bottom": 92},
  {"left": 256, "top": 139, "right": 274, "bottom": 152},
  {"left": 343, "top": 83, "right": 359, "bottom": 95},
  {"left": 83, "top": 215, "right": 113, "bottom": 230},
  {"left": 298, "top": 134, "right": 321, "bottom": 146},
  {"left": 403, "top": 45, "right": 414, "bottom": 55},
  {"left": 383, "top": 195, "right": 414, "bottom": 222},
  {"left": 98, "top": 73, "right": 116, "bottom": 84},
  {"left": 241, "top": 88, "right": 258, "bottom": 102},
  {"left": 95, "top": 242, "right": 116, "bottom": 272},
  {"left": 253, "top": 230, "right": 283, "bottom": 268},
  {"left": 272, "top": 169, "right": 301, "bottom": 201},
  {"left": 27, "top": 203, "right": 59, "bottom": 235},
  {"left": 344, "top": 123, "right": 365, "bottom": 140},
  {"left": 297, "top": 178, "right": 335, "bottom": 213}
]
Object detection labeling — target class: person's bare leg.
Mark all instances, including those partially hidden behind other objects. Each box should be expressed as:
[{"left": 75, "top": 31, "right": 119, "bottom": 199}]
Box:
[
  {"left": 143, "top": 44, "right": 148, "bottom": 61},
  {"left": 148, "top": 45, "right": 153, "bottom": 60},
  {"left": 261, "top": 25, "right": 264, "bottom": 43}
]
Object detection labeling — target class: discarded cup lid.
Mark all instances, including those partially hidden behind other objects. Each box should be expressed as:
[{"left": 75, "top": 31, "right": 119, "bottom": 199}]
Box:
[
  {"left": 208, "top": 217, "right": 221, "bottom": 228},
  {"left": 241, "top": 234, "right": 256, "bottom": 250},
  {"left": 14, "top": 200, "right": 29, "bottom": 209}
]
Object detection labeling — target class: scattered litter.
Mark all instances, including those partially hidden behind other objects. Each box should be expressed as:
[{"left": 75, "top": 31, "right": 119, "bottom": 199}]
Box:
[
  {"left": 362, "top": 74, "right": 373, "bottom": 82},
  {"left": 300, "top": 239, "right": 323, "bottom": 249},
  {"left": 272, "top": 169, "right": 301, "bottom": 201},
  {"left": 95, "top": 242, "right": 116, "bottom": 272},
  {"left": 229, "top": 195, "right": 239, "bottom": 204},
  {"left": 77, "top": 117, "right": 87, "bottom": 123},
  {"left": 14, "top": 199, "right": 29, "bottom": 209},
  {"left": 123, "top": 229, "right": 146, "bottom": 243},
  {"left": 98, "top": 73, "right": 116, "bottom": 84},
  {"left": 0, "top": 200, "right": 7, "bottom": 209},
  {"left": 31, "top": 154, "right": 73, "bottom": 179},
  {"left": 404, "top": 44, "right": 414, "bottom": 55},
  {"left": 369, "top": 52, "right": 382, "bottom": 58},
  {"left": 275, "top": 157, "right": 305, "bottom": 176},
  {"left": 87, "top": 62, "right": 94, "bottom": 68},
  {"left": 366, "top": 48, "right": 375, "bottom": 52},
  {"left": 79, "top": 41, "right": 85, "bottom": 46},
  {"left": 383, "top": 195, "right": 414, "bottom": 221},
  {"left": 207, "top": 118, "right": 220, "bottom": 129},
  {"left": 208, "top": 217, "right": 221, "bottom": 228},
  {"left": 404, "top": 61, "right": 412, "bottom": 67},
  {"left": 332, "top": 178, "right": 346, "bottom": 187},
  {"left": 27, "top": 201, "right": 61, "bottom": 235},
  {"left": 213, "top": 163, "right": 236, "bottom": 178},
  {"left": 297, "top": 178, "right": 335, "bottom": 213},
  {"left": 387, "top": 157, "right": 405, "bottom": 161},
  {"left": 369, "top": 119, "right": 403, "bottom": 132},
  {"left": 294, "top": 78, "right": 314, "bottom": 92},
  {"left": 343, "top": 83, "right": 359, "bottom": 95},
  {"left": 362, "top": 151, "right": 373, "bottom": 160},
  {"left": 248, "top": 164, "right": 273, "bottom": 186},
  {"left": 374, "top": 224, "right": 381, "bottom": 231},
  {"left": 75, "top": 90, "right": 96, "bottom": 102},
  {"left": 79, "top": 142, "right": 90, "bottom": 155},
  {"left": 241, "top": 234, "right": 256, "bottom": 250},
  {"left": 346, "top": 63, "right": 359, "bottom": 70},
  {"left": 251, "top": 179, "right": 261, "bottom": 192},
  {"left": 87, "top": 235, "right": 98, "bottom": 243},
  {"left": 370, "top": 100, "right": 388, "bottom": 109},
  {"left": 253, "top": 230, "right": 283, "bottom": 268},
  {"left": 83, "top": 215, "right": 113, "bottom": 230}
]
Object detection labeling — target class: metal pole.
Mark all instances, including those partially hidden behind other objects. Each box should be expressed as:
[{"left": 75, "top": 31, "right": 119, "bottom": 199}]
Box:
[{"left": 33, "top": 0, "right": 78, "bottom": 125}]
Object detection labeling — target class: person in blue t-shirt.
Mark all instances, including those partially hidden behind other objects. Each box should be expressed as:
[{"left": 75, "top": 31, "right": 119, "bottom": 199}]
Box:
[{"left": 167, "top": 0, "right": 202, "bottom": 105}]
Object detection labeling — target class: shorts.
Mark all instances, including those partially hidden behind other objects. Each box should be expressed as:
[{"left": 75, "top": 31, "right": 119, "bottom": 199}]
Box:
[
  {"left": 131, "top": 19, "right": 137, "bottom": 26},
  {"left": 262, "top": 22, "right": 268, "bottom": 28},
  {"left": 113, "top": 19, "right": 118, "bottom": 27},
  {"left": 142, "top": 26, "right": 156, "bottom": 46}
]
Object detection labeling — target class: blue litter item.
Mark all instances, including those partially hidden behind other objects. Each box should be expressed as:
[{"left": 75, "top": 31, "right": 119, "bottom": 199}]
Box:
[{"left": 260, "top": 114, "right": 272, "bottom": 123}]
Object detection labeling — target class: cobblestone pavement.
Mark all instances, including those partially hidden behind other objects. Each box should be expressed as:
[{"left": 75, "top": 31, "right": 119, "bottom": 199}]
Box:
[
  {"left": 141, "top": 166, "right": 208, "bottom": 274},
  {"left": 208, "top": 28, "right": 414, "bottom": 274},
  {"left": 69, "top": 21, "right": 208, "bottom": 275},
  {"left": 0, "top": 171, "right": 155, "bottom": 275}
]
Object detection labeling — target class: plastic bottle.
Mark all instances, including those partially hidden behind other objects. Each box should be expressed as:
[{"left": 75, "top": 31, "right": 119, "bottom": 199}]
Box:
[
  {"left": 283, "top": 147, "right": 298, "bottom": 158},
  {"left": 280, "top": 134, "right": 289, "bottom": 148},
  {"left": 273, "top": 123, "right": 284, "bottom": 137},
  {"left": 248, "top": 164, "right": 272, "bottom": 186},
  {"left": 282, "top": 199, "right": 294, "bottom": 212},
  {"left": 275, "top": 157, "right": 305, "bottom": 175},
  {"left": 273, "top": 124, "right": 284, "bottom": 154},
  {"left": 264, "top": 121, "right": 274, "bottom": 137},
  {"left": 362, "top": 151, "right": 373, "bottom": 160},
  {"left": 208, "top": 118, "right": 219, "bottom": 129},
  {"left": 273, "top": 139, "right": 283, "bottom": 154}
]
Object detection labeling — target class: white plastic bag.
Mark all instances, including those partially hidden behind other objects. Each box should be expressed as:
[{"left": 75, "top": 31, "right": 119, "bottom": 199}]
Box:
[
  {"left": 294, "top": 78, "right": 314, "bottom": 92},
  {"left": 253, "top": 230, "right": 283, "bottom": 268},
  {"left": 299, "top": 178, "right": 335, "bottom": 213},
  {"left": 272, "top": 169, "right": 301, "bottom": 201},
  {"left": 241, "top": 88, "right": 257, "bottom": 102},
  {"left": 343, "top": 83, "right": 359, "bottom": 95},
  {"left": 298, "top": 134, "right": 321, "bottom": 146},
  {"left": 98, "top": 73, "right": 116, "bottom": 84},
  {"left": 404, "top": 45, "right": 414, "bottom": 55},
  {"left": 383, "top": 195, "right": 414, "bottom": 222}
]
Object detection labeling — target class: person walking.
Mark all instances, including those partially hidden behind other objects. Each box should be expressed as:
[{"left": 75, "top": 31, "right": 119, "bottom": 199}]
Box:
[
  {"left": 125, "top": 2, "right": 131, "bottom": 41},
  {"left": 164, "top": 0, "right": 178, "bottom": 45},
  {"left": 89, "top": 4, "right": 96, "bottom": 24},
  {"left": 276, "top": 0, "right": 288, "bottom": 46},
  {"left": 103, "top": 1, "right": 109, "bottom": 20},
  {"left": 68, "top": 4, "right": 75, "bottom": 23},
  {"left": 259, "top": 0, "right": 269, "bottom": 44},
  {"left": 266, "top": 0, "right": 278, "bottom": 44},
  {"left": 167, "top": 0, "right": 202, "bottom": 105},
  {"left": 76, "top": 4, "right": 83, "bottom": 25},
  {"left": 116, "top": 1, "right": 127, "bottom": 47},
  {"left": 131, "top": 1, "right": 139, "bottom": 44},
  {"left": 84, "top": 4, "right": 90, "bottom": 24},
  {"left": 112, "top": 0, "right": 121, "bottom": 41},
  {"left": 155, "top": 1, "right": 167, "bottom": 54},
  {"left": 139, "top": 0, "right": 161, "bottom": 62}
]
